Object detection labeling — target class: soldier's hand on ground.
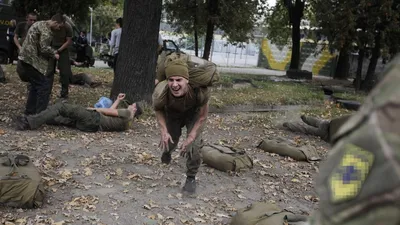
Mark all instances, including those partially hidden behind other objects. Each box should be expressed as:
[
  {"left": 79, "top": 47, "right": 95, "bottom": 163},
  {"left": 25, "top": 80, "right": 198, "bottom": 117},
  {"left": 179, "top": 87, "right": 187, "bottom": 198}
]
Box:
[
  {"left": 159, "top": 132, "right": 173, "bottom": 152},
  {"left": 117, "top": 93, "right": 125, "bottom": 100}
]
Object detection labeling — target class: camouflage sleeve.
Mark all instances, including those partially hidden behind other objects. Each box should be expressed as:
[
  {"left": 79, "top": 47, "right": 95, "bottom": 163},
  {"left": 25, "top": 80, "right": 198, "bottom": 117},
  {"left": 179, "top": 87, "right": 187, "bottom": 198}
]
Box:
[
  {"left": 310, "top": 57, "right": 400, "bottom": 225},
  {"left": 38, "top": 25, "right": 55, "bottom": 57}
]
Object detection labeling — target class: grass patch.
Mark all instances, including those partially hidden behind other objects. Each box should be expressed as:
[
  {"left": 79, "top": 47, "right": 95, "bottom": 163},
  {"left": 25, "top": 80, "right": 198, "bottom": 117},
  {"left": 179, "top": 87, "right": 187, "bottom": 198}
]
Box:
[
  {"left": 211, "top": 75, "right": 323, "bottom": 108},
  {"left": 301, "top": 102, "right": 354, "bottom": 120}
]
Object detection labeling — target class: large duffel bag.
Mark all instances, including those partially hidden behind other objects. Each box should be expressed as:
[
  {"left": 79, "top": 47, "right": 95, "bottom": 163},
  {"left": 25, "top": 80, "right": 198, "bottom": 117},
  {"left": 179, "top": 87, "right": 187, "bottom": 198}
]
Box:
[
  {"left": 230, "top": 202, "right": 308, "bottom": 225},
  {"left": 201, "top": 144, "right": 253, "bottom": 172},
  {"left": 0, "top": 154, "right": 45, "bottom": 208}
]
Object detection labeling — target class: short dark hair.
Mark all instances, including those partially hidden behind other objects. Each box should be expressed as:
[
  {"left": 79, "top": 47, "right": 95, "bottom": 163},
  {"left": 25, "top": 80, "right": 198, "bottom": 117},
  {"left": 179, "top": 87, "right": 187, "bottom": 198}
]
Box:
[
  {"left": 51, "top": 13, "right": 66, "bottom": 24},
  {"left": 116, "top": 17, "right": 122, "bottom": 27},
  {"left": 27, "top": 12, "right": 37, "bottom": 17},
  {"left": 134, "top": 102, "right": 143, "bottom": 118}
]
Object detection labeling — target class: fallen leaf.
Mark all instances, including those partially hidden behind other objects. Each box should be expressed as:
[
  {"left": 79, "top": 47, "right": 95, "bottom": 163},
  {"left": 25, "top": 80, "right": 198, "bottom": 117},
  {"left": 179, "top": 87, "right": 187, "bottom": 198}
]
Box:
[
  {"left": 193, "top": 218, "right": 206, "bottom": 223},
  {"left": 84, "top": 167, "right": 93, "bottom": 176},
  {"left": 237, "top": 194, "right": 246, "bottom": 199},
  {"left": 116, "top": 168, "right": 123, "bottom": 176}
]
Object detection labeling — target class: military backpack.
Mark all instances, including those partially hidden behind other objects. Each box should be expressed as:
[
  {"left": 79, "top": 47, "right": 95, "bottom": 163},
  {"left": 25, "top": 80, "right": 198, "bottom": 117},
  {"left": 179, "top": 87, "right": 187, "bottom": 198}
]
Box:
[
  {"left": 156, "top": 51, "right": 220, "bottom": 87},
  {"left": 0, "top": 154, "right": 45, "bottom": 208}
]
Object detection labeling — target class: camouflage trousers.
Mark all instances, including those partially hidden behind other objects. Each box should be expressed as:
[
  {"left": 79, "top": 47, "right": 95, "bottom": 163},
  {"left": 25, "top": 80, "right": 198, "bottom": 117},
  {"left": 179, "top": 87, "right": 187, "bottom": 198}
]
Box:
[
  {"left": 26, "top": 103, "right": 100, "bottom": 132},
  {"left": 164, "top": 110, "right": 204, "bottom": 177},
  {"left": 283, "top": 116, "right": 330, "bottom": 141}
]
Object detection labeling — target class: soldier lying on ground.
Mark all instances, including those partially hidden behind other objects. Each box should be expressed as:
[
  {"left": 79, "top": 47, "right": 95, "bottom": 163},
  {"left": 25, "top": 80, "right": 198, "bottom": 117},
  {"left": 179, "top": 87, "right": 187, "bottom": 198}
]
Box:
[
  {"left": 14, "top": 93, "right": 142, "bottom": 132},
  {"left": 283, "top": 115, "right": 351, "bottom": 143},
  {"left": 70, "top": 72, "right": 101, "bottom": 88}
]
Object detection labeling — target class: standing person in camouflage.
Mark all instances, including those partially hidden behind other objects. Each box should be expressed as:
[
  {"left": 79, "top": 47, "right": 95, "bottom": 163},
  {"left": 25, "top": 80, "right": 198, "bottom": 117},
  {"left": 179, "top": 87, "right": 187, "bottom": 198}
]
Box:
[
  {"left": 14, "top": 93, "right": 142, "bottom": 132},
  {"left": 307, "top": 56, "right": 400, "bottom": 225},
  {"left": 283, "top": 115, "right": 351, "bottom": 143},
  {"left": 13, "top": 12, "right": 37, "bottom": 52},
  {"left": 153, "top": 60, "right": 210, "bottom": 194},
  {"left": 51, "top": 16, "right": 73, "bottom": 100},
  {"left": 16, "top": 14, "right": 65, "bottom": 115}
]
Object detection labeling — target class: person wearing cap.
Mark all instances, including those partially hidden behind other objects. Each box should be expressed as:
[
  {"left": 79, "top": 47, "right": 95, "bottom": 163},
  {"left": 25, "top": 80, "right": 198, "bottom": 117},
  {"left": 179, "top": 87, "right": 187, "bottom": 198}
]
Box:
[
  {"left": 14, "top": 93, "right": 142, "bottom": 132},
  {"left": 153, "top": 60, "right": 210, "bottom": 195}
]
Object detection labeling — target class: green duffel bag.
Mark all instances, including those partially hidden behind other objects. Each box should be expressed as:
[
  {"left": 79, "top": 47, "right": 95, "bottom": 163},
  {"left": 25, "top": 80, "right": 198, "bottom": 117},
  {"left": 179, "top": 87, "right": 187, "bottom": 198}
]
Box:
[
  {"left": 0, "top": 154, "right": 45, "bottom": 208},
  {"left": 230, "top": 202, "right": 308, "bottom": 225},
  {"left": 201, "top": 144, "right": 253, "bottom": 172}
]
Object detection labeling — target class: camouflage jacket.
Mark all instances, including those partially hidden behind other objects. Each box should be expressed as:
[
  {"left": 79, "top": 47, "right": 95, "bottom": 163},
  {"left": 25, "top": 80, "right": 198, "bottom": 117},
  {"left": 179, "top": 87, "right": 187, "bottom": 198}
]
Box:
[
  {"left": 18, "top": 21, "right": 55, "bottom": 75},
  {"left": 309, "top": 56, "right": 400, "bottom": 225}
]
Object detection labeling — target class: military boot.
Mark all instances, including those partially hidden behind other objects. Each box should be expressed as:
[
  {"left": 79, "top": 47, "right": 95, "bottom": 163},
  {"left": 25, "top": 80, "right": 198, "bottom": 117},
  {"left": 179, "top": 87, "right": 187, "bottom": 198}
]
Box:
[
  {"left": 161, "top": 151, "right": 172, "bottom": 164},
  {"left": 60, "top": 85, "right": 69, "bottom": 100},
  {"left": 182, "top": 176, "right": 196, "bottom": 194}
]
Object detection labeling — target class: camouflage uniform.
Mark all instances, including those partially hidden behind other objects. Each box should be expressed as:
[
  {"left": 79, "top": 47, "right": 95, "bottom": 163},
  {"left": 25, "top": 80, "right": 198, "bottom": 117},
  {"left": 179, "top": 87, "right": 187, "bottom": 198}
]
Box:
[
  {"left": 308, "top": 56, "right": 400, "bottom": 225},
  {"left": 283, "top": 115, "right": 350, "bottom": 143},
  {"left": 17, "top": 21, "right": 55, "bottom": 115}
]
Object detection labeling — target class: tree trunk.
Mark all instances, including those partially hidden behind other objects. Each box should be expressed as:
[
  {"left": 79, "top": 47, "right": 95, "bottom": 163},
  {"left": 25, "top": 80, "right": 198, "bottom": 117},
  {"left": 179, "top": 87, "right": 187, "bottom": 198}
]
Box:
[
  {"left": 193, "top": 0, "right": 199, "bottom": 57},
  {"left": 355, "top": 48, "right": 365, "bottom": 90},
  {"left": 289, "top": 18, "right": 301, "bottom": 70},
  {"left": 202, "top": 0, "right": 219, "bottom": 60},
  {"left": 288, "top": 0, "right": 304, "bottom": 70},
  {"left": 334, "top": 46, "right": 350, "bottom": 79},
  {"left": 362, "top": 31, "right": 381, "bottom": 91},
  {"left": 110, "top": 0, "right": 162, "bottom": 103}
]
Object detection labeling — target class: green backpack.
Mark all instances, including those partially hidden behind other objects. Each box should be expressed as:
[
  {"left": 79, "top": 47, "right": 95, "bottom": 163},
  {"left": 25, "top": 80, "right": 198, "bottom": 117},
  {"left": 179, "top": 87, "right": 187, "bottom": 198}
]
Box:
[
  {"left": 201, "top": 144, "right": 253, "bottom": 172},
  {"left": 230, "top": 202, "right": 308, "bottom": 225},
  {"left": 0, "top": 154, "right": 45, "bottom": 208}
]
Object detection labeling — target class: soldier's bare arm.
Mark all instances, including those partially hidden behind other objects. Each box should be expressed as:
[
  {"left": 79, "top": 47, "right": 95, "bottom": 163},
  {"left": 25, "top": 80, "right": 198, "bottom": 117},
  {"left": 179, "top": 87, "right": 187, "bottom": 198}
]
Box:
[
  {"left": 110, "top": 93, "right": 125, "bottom": 109},
  {"left": 57, "top": 37, "right": 72, "bottom": 53},
  {"left": 155, "top": 110, "right": 174, "bottom": 151},
  {"left": 93, "top": 108, "right": 119, "bottom": 117}
]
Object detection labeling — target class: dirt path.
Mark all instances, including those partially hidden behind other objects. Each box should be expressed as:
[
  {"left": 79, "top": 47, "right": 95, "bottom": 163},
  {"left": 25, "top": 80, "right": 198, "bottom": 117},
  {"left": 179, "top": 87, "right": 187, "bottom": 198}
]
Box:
[{"left": 0, "top": 111, "right": 328, "bottom": 225}]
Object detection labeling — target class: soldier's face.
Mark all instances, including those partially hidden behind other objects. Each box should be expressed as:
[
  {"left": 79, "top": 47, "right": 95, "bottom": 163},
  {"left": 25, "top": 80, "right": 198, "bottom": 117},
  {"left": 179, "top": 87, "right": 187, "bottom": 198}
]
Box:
[
  {"left": 26, "top": 15, "right": 37, "bottom": 26},
  {"left": 168, "top": 76, "right": 189, "bottom": 97},
  {"left": 50, "top": 21, "right": 65, "bottom": 30}
]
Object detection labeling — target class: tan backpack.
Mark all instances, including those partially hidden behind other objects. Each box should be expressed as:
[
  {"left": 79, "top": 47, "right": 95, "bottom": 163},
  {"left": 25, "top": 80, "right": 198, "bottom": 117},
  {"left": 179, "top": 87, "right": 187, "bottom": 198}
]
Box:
[
  {"left": 156, "top": 51, "right": 220, "bottom": 87},
  {"left": 230, "top": 202, "right": 308, "bottom": 225},
  {"left": 201, "top": 144, "right": 253, "bottom": 172},
  {"left": 0, "top": 154, "right": 45, "bottom": 208}
]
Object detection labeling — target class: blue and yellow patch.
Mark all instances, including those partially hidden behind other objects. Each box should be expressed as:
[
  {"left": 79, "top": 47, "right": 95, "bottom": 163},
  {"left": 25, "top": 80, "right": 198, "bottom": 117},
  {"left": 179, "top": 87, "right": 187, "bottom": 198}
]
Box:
[{"left": 329, "top": 144, "right": 374, "bottom": 203}]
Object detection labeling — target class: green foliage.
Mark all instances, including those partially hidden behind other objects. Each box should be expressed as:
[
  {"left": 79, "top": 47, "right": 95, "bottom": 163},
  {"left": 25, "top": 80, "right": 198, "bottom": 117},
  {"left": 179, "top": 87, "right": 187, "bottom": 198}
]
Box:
[
  {"left": 219, "top": 0, "right": 266, "bottom": 43},
  {"left": 11, "top": 0, "right": 102, "bottom": 23},
  {"left": 164, "top": 0, "right": 267, "bottom": 44},
  {"left": 164, "top": 0, "right": 208, "bottom": 36},
  {"left": 263, "top": 1, "right": 291, "bottom": 47},
  {"left": 87, "top": 4, "right": 123, "bottom": 38}
]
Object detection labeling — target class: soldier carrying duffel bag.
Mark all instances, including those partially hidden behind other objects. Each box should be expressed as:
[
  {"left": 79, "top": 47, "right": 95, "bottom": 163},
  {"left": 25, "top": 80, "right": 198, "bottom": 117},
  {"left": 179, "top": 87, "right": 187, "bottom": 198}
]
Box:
[{"left": 0, "top": 154, "right": 45, "bottom": 208}]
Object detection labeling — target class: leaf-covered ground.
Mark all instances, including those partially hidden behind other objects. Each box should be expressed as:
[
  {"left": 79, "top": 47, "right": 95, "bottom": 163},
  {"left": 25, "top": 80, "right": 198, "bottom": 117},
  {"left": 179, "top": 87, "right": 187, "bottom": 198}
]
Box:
[{"left": 0, "top": 65, "right": 365, "bottom": 225}]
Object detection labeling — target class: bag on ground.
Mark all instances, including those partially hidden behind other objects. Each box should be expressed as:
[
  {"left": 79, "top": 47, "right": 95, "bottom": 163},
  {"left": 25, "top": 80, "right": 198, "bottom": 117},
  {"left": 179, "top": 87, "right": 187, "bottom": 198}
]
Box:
[
  {"left": 0, "top": 154, "right": 45, "bottom": 208},
  {"left": 201, "top": 144, "right": 253, "bottom": 172},
  {"left": 230, "top": 202, "right": 308, "bottom": 225}
]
